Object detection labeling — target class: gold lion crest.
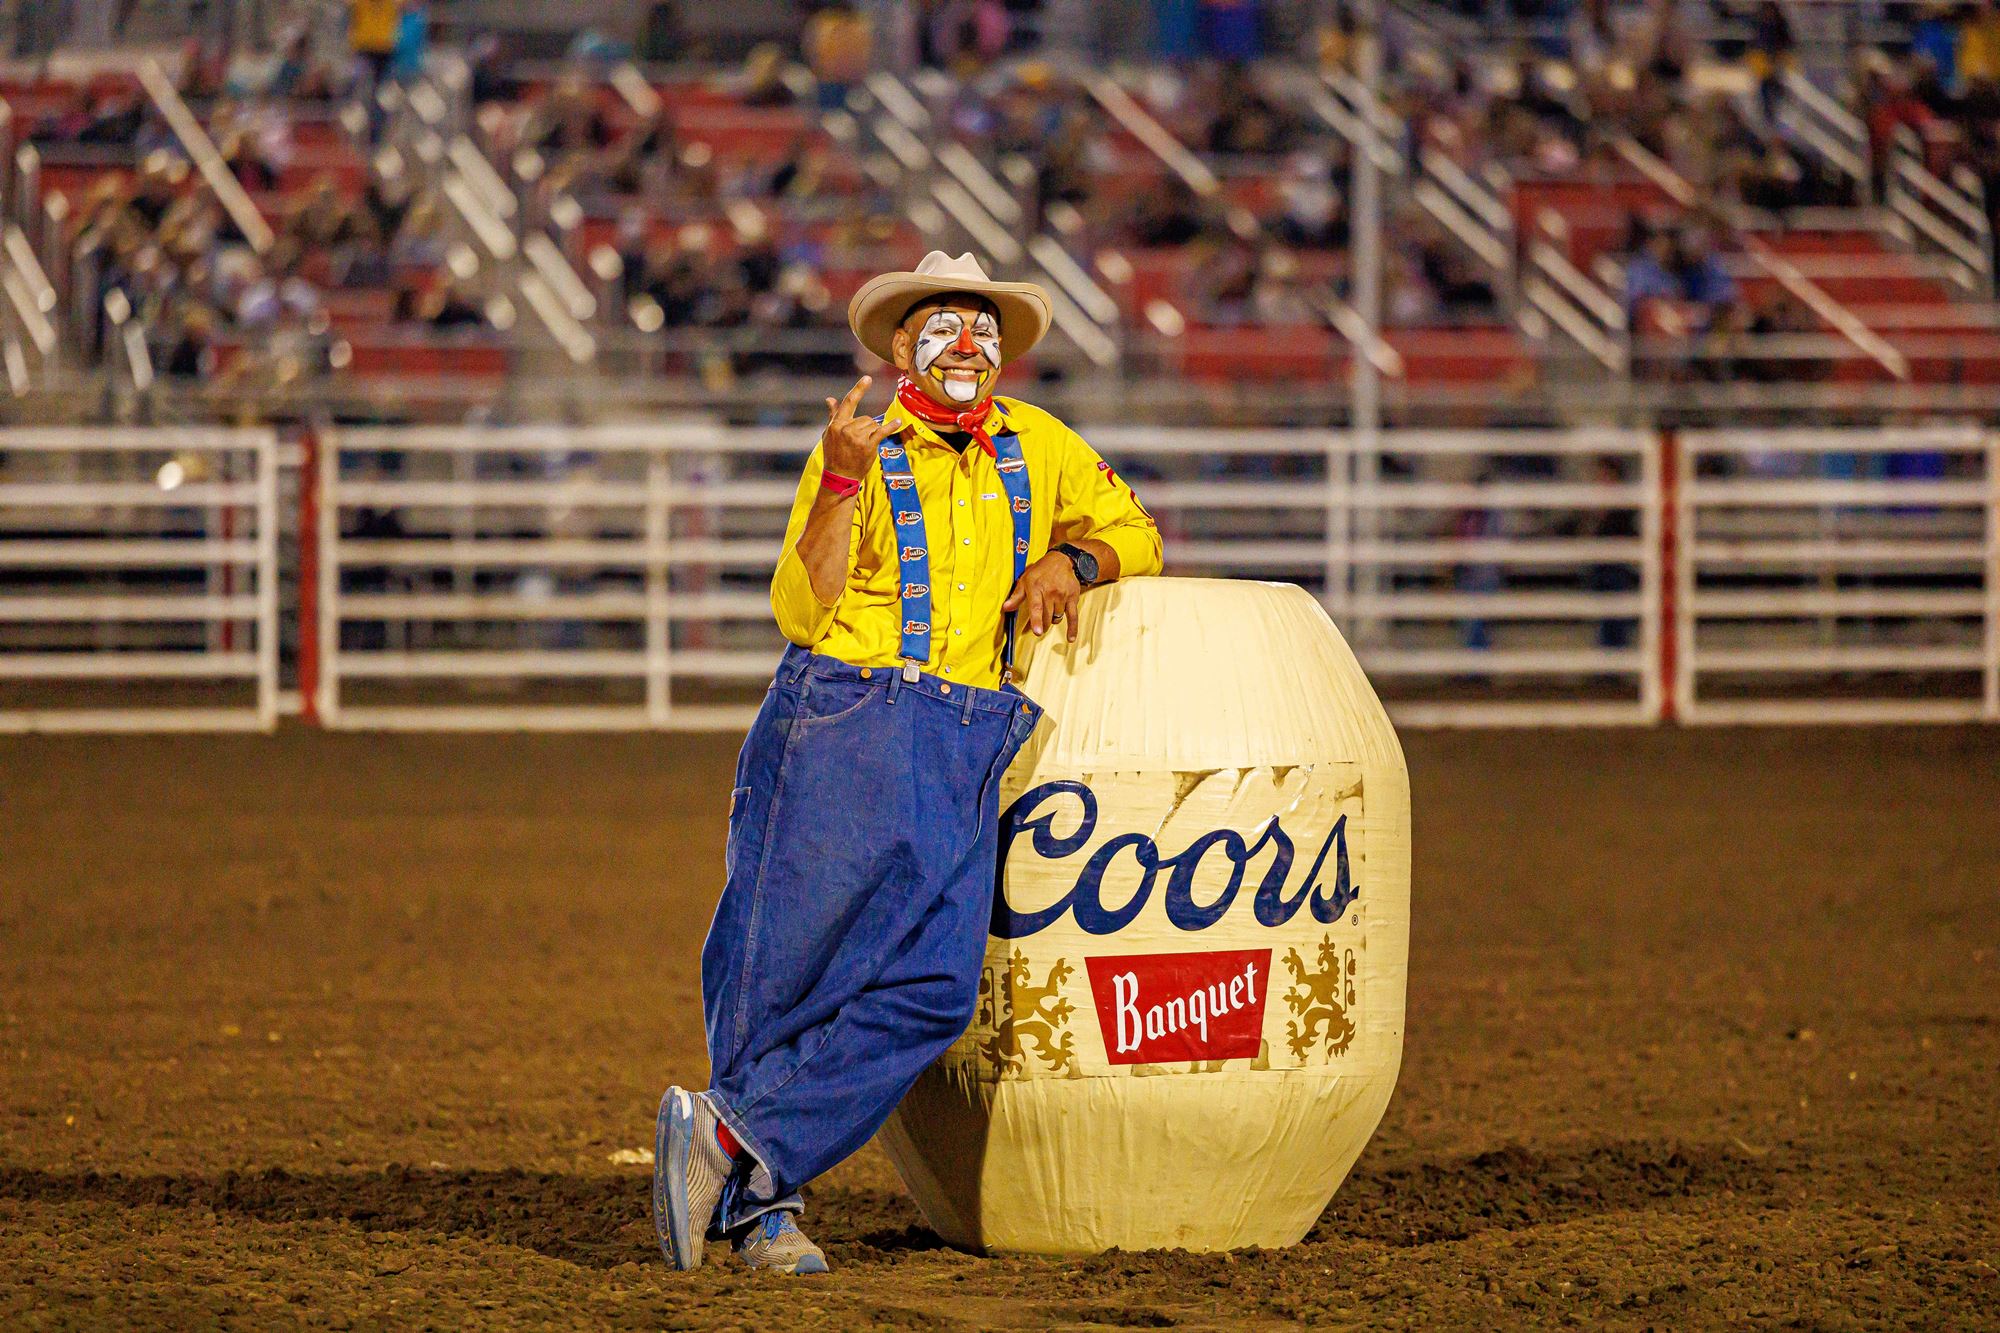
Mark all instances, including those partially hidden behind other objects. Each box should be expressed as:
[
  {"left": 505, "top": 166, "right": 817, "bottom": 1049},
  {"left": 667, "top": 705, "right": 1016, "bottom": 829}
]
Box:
[
  {"left": 974, "top": 950, "right": 1078, "bottom": 1078},
  {"left": 1282, "top": 935, "right": 1357, "bottom": 1063}
]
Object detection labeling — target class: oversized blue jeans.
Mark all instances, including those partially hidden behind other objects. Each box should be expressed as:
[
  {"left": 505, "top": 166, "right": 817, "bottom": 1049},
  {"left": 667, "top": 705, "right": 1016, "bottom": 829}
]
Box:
[{"left": 700, "top": 644, "right": 1041, "bottom": 1234}]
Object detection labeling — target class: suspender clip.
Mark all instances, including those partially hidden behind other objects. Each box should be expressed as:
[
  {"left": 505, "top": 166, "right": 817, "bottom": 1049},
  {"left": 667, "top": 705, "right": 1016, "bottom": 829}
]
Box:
[{"left": 901, "top": 662, "right": 921, "bottom": 684}]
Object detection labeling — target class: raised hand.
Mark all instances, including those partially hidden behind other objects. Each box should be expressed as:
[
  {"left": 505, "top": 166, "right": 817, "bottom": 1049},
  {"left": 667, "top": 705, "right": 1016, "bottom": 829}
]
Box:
[{"left": 822, "top": 376, "right": 899, "bottom": 479}]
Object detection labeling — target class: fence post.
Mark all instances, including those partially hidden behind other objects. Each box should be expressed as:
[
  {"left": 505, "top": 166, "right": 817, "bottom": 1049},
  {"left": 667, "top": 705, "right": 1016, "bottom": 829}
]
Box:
[
  {"left": 1987, "top": 430, "right": 1999, "bottom": 720},
  {"left": 315, "top": 429, "right": 340, "bottom": 727},
  {"left": 645, "top": 447, "right": 672, "bottom": 726},
  {"left": 256, "top": 432, "right": 280, "bottom": 730},
  {"left": 1658, "top": 427, "right": 1682, "bottom": 723},
  {"left": 298, "top": 430, "right": 321, "bottom": 727}
]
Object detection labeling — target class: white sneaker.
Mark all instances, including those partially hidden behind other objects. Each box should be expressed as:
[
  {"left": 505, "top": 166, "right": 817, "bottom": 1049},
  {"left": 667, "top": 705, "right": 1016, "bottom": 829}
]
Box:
[
  {"left": 735, "top": 1211, "right": 830, "bottom": 1275},
  {"left": 651, "top": 1087, "right": 732, "bottom": 1271}
]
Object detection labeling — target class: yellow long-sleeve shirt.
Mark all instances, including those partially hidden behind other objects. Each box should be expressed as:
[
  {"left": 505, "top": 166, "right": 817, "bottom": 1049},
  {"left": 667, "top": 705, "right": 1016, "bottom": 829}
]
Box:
[{"left": 770, "top": 395, "right": 1163, "bottom": 689}]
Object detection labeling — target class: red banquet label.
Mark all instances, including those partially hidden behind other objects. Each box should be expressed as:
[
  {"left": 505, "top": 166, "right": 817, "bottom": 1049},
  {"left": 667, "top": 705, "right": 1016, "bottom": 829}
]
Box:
[{"left": 1084, "top": 949, "right": 1271, "bottom": 1065}]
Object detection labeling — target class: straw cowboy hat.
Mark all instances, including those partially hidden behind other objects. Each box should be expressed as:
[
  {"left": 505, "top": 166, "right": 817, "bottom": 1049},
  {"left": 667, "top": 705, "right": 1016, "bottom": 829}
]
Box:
[{"left": 847, "top": 251, "right": 1052, "bottom": 364}]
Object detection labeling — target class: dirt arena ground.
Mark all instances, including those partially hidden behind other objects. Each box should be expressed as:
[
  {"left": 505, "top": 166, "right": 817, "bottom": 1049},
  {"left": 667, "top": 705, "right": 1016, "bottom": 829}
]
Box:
[{"left": 2, "top": 723, "right": 1996, "bottom": 1330}]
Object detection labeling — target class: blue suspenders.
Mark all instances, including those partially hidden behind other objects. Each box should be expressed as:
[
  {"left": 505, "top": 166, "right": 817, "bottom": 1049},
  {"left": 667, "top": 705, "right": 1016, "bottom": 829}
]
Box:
[{"left": 876, "top": 425, "right": 1034, "bottom": 684}]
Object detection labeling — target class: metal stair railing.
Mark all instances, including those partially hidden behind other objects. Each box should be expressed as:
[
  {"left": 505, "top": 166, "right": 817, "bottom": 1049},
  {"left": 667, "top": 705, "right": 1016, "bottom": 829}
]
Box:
[
  {"left": 833, "top": 68, "right": 1120, "bottom": 368},
  {"left": 1522, "top": 211, "right": 1629, "bottom": 375},
  {"left": 354, "top": 70, "right": 599, "bottom": 370},
  {"left": 1776, "top": 68, "right": 1872, "bottom": 205},
  {"left": 1615, "top": 134, "right": 1909, "bottom": 382},
  {"left": 1885, "top": 126, "right": 1995, "bottom": 299}
]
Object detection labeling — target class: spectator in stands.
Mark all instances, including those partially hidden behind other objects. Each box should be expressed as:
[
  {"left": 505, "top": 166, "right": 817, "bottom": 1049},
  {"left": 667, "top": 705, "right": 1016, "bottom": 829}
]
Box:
[
  {"left": 468, "top": 34, "right": 521, "bottom": 110},
  {"left": 1195, "top": 235, "right": 1261, "bottom": 323},
  {"left": 1414, "top": 224, "right": 1499, "bottom": 320},
  {"left": 1621, "top": 216, "right": 1735, "bottom": 329},
  {"left": 765, "top": 134, "right": 829, "bottom": 200},
  {"left": 918, "top": 0, "right": 1012, "bottom": 75},
  {"left": 639, "top": 1, "right": 689, "bottom": 63},
  {"left": 266, "top": 24, "right": 335, "bottom": 99},
  {"left": 230, "top": 243, "right": 324, "bottom": 330},
  {"left": 394, "top": 1, "right": 430, "bottom": 83},
  {"left": 350, "top": 0, "right": 402, "bottom": 138},
  {"left": 44, "top": 79, "right": 148, "bottom": 147},
  {"left": 128, "top": 157, "right": 182, "bottom": 229},
  {"left": 803, "top": 4, "right": 873, "bottom": 110},
  {"left": 1271, "top": 151, "right": 1346, "bottom": 250},
  {"left": 386, "top": 195, "right": 451, "bottom": 273},
  {"left": 210, "top": 105, "right": 283, "bottom": 191},
  {"left": 421, "top": 277, "right": 487, "bottom": 329},
  {"left": 1384, "top": 244, "right": 1444, "bottom": 327},
  {"left": 1961, "top": 1, "right": 2000, "bottom": 103},
  {"left": 604, "top": 108, "right": 678, "bottom": 195},
  {"left": 1127, "top": 175, "right": 1215, "bottom": 246},
  {"left": 1201, "top": 61, "right": 1293, "bottom": 154},
  {"left": 524, "top": 78, "right": 616, "bottom": 161},
  {"left": 1745, "top": 0, "right": 1794, "bottom": 123},
  {"left": 740, "top": 44, "right": 798, "bottom": 107},
  {"left": 1735, "top": 287, "right": 1828, "bottom": 384},
  {"left": 159, "top": 301, "right": 218, "bottom": 379},
  {"left": 1198, "top": 0, "right": 1263, "bottom": 63},
  {"left": 1912, "top": 3, "right": 1963, "bottom": 96}
]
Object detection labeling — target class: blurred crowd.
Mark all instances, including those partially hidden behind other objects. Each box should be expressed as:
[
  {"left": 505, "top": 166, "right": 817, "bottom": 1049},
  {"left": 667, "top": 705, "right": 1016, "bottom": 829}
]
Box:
[
  {"left": 7, "top": 0, "right": 1997, "bottom": 392},
  {"left": 15, "top": 2, "right": 469, "bottom": 385}
]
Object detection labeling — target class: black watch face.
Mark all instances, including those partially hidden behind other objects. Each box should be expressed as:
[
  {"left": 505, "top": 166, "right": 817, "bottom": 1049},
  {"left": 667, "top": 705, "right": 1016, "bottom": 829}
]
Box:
[{"left": 1071, "top": 547, "right": 1100, "bottom": 584}]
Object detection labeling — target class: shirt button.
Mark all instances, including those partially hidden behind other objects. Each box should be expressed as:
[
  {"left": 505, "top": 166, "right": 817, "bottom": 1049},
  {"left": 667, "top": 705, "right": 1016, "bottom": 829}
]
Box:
[
  {"left": 953, "top": 628, "right": 962, "bottom": 636},
  {"left": 957, "top": 500, "right": 965, "bottom": 507},
  {"left": 957, "top": 583, "right": 966, "bottom": 590},
  {"left": 962, "top": 538, "right": 971, "bottom": 546},
  {"left": 943, "top": 666, "right": 953, "bottom": 675}
]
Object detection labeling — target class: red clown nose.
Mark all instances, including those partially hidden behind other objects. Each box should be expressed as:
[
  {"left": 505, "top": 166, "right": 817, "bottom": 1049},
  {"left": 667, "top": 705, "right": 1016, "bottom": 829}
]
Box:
[{"left": 953, "top": 323, "right": 977, "bottom": 356}]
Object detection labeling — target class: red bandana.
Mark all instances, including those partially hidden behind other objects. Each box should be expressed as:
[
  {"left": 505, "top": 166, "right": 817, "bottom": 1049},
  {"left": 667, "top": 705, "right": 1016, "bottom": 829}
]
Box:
[{"left": 894, "top": 376, "right": 999, "bottom": 456}]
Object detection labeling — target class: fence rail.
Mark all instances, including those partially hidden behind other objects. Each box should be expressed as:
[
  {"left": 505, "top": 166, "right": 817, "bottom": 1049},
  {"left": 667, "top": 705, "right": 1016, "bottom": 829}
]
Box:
[
  {"left": 0, "top": 427, "right": 279, "bottom": 731},
  {"left": 1, "top": 424, "right": 1995, "bottom": 732},
  {"left": 1675, "top": 425, "right": 1997, "bottom": 725}
]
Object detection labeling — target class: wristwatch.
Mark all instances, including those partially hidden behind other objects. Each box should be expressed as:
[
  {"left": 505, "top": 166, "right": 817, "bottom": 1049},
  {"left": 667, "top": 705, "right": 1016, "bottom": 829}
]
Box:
[{"left": 1053, "top": 542, "right": 1101, "bottom": 587}]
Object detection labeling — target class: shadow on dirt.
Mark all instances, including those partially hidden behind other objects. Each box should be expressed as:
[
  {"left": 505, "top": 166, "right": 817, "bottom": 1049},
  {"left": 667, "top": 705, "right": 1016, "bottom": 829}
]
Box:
[
  {"left": 0, "top": 1166, "right": 941, "bottom": 1269},
  {"left": 1309, "top": 1140, "right": 1784, "bottom": 1248},
  {"left": 0, "top": 1140, "right": 1781, "bottom": 1268}
]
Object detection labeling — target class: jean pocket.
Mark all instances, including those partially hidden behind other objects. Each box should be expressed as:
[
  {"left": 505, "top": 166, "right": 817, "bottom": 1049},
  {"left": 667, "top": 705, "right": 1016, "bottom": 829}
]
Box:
[{"left": 793, "top": 678, "right": 875, "bottom": 730}]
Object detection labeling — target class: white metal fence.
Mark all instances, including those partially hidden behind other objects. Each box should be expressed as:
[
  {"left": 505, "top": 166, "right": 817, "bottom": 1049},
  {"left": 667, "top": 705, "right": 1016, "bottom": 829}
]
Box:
[
  {"left": 313, "top": 424, "right": 1662, "bottom": 729},
  {"left": 317, "top": 423, "right": 805, "bottom": 730},
  {"left": 2, "top": 423, "right": 1993, "bottom": 733},
  {"left": 0, "top": 427, "right": 279, "bottom": 731},
  {"left": 1676, "top": 425, "right": 1998, "bottom": 724},
  {"left": 1090, "top": 425, "right": 1660, "bottom": 726}
]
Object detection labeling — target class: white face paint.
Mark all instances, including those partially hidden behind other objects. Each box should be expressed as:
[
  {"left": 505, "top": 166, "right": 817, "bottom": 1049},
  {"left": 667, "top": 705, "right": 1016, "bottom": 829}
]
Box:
[{"left": 912, "top": 307, "right": 1002, "bottom": 405}]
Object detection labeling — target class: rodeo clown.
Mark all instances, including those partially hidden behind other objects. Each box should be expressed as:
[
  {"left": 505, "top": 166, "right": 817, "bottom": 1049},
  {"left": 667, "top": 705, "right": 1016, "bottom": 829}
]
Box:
[{"left": 652, "top": 252, "right": 1162, "bottom": 1274}]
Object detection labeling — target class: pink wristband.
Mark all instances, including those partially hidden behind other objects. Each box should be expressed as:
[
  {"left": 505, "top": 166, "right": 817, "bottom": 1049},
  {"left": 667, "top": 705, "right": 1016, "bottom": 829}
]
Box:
[{"left": 820, "top": 469, "right": 863, "bottom": 499}]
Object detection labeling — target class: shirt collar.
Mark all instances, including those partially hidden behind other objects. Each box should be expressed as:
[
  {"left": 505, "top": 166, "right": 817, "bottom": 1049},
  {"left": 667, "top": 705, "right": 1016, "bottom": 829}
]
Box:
[{"left": 884, "top": 395, "right": 1010, "bottom": 451}]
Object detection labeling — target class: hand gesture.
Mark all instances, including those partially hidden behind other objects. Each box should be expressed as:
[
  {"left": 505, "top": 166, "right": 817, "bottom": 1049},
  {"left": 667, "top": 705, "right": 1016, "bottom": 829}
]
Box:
[
  {"left": 821, "top": 376, "right": 898, "bottom": 480},
  {"left": 1003, "top": 553, "right": 1084, "bottom": 642}
]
